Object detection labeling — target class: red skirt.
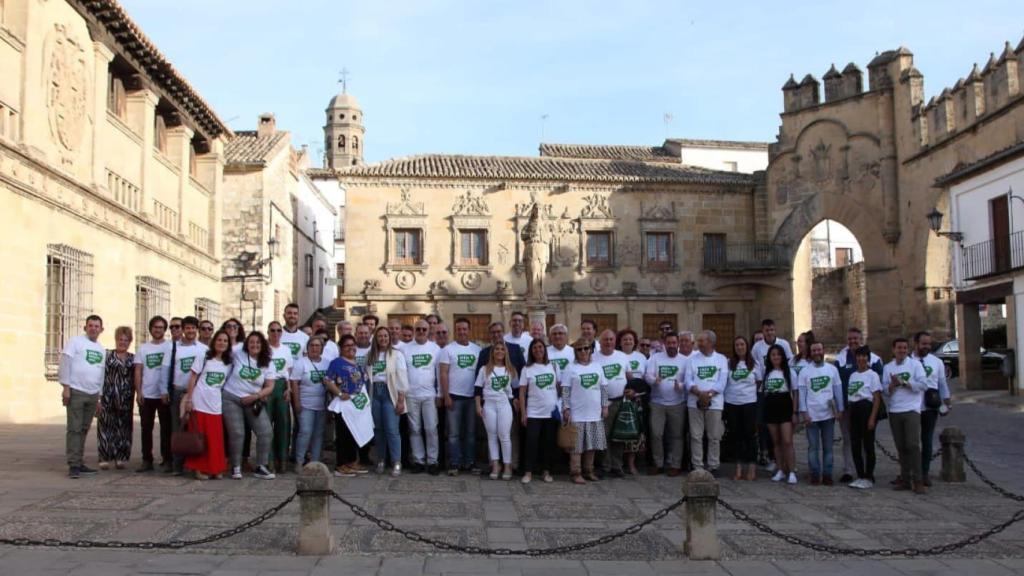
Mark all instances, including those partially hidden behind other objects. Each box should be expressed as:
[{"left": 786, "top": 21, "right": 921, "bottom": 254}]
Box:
[{"left": 185, "top": 411, "right": 227, "bottom": 475}]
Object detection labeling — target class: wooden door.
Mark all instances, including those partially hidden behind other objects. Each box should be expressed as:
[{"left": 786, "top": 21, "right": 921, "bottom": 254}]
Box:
[
  {"left": 388, "top": 314, "right": 422, "bottom": 329},
  {"left": 581, "top": 314, "right": 618, "bottom": 336},
  {"left": 643, "top": 314, "right": 677, "bottom": 340},
  {"left": 461, "top": 314, "right": 492, "bottom": 346},
  {"left": 835, "top": 247, "right": 852, "bottom": 268},
  {"left": 546, "top": 314, "right": 556, "bottom": 329},
  {"left": 991, "top": 196, "right": 1010, "bottom": 273},
  {"left": 702, "top": 313, "right": 735, "bottom": 355}
]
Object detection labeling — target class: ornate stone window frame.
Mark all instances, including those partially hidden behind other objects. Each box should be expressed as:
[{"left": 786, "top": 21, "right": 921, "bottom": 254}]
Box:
[
  {"left": 383, "top": 189, "right": 427, "bottom": 274},
  {"left": 638, "top": 201, "right": 679, "bottom": 273},
  {"left": 577, "top": 193, "right": 616, "bottom": 274},
  {"left": 448, "top": 190, "right": 492, "bottom": 274}
]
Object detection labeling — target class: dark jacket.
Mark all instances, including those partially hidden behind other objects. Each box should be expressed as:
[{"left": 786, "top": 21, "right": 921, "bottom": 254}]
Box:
[{"left": 475, "top": 342, "right": 526, "bottom": 378}]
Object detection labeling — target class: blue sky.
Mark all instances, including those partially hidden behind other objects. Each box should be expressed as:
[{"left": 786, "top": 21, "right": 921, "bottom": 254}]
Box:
[{"left": 120, "top": 0, "right": 1023, "bottom": 165}]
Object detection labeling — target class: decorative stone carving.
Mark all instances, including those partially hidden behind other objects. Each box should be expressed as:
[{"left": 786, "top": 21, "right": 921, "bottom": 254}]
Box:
[
  {"left": 451, "top": 190, "right": 489, "bottom": 216},
  {"left": 641, "top": 201, "right": 676, "bottom": 221},
  {"left": 495, "top": 281, "right": 513, "bottom": 296},
  {"left": 362, "top": 280, "right": 381, "bottom": 295},
  {"left": 428, "top": 280, "right": 449, "bottom": 296},
  {"left": 559, "top": 282, "right": 577, "bottom": 297},
  {"left": 386, "top": 189, "right": 425, "bottom": 216},
  {"left": 682, "top": 281, "right": 701, "bottom": 299},
  {"left": 650, "top": 274, "right": 669, "bottom": 292},
  {"left": 618, "top": 235, "right": 640, "bottom": 266},
  {"left": 811, "top": 140, "right": 832, "bottom": 182},
  {"left": 850, "top": 160, "right": 879, "bottom": 195},
  {"left": 580, "top": 194, "right": 613, "bottom": 219},
  {"left": 395, "top": 271, "right": 416, "bottom": 290},
  {"left": 590, "top": 275, "right": 609, "bottom": 293},
  {"left": 461, "top": 271, "right": 483, "bottom": 291},
  {"left": 622, "top": 282, "right": 638, "bottom": 296},
  {"left": 497, "top": 244, "right": 509, "bottom": 265},
  {"left": 555, "top": 245, "right": 578, "bottom": 267},
  {"left": 46, "top": 24, "right": 88, "bottom": 155},
  {"left": 521, "top": 204, "right": 550, "bottom": 303}
]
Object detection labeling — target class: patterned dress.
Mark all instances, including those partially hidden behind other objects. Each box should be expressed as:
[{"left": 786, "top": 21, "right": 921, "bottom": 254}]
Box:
[{"left": 97, "top": 351, "right": 134, "bottom": 462}]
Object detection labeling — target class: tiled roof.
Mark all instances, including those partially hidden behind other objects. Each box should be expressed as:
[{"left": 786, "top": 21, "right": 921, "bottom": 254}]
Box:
[
  {"left": 305, "top": 167, "right": 337, "bottom": 179},
  {"left": 665, "top": 138, "right": 769, "bottom": 151},
  {"left": 224, "top": 131, "right": 289, "bottom": 166},
  {"left": 538, "top": 143, "right": 679, "bottom": 163},
  {"left": 75, "top": 0, "right": 231, "bottom": 138},
  {"left": 338, "top": 154, "right": 754, "bottom": 185}
]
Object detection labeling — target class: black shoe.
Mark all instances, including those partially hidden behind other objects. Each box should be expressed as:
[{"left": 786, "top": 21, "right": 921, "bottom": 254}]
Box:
[
  {"left": 427, "top": 464, "right": 440, "bottom": 476},
  {"left": 839, "top": 473, "right": 854, "bottom": 483},
  {"left": 160, "top": 461, "right": 174, "bottom": 474},
  {"left": 709, "top": 468, "right": 721, "bottom": 479},
  {"left": 135, "top": 461, "right": 154, "bottom": 473},
  {"left": 409, "top": 463, "right": 425, "bottom": 474},
  {"left": 467, "top": 465, "right": 482, "bottom": 475},
  {"left": 78, "top": 465, "right": 98, "bottom": 475},
  {"left": 447, "top": 467, "right": 459, "bottom": 477},
  {"left": 68, "top": 466, "right": 80, "bottom": 479},
  {"left": 609, "top": 469, "right": 625, "bottom": 479}
]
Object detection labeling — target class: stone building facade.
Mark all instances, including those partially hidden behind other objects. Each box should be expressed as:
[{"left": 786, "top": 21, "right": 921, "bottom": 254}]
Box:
[{"left": 0, "top": 0, "right": 229, "bottom": 422}]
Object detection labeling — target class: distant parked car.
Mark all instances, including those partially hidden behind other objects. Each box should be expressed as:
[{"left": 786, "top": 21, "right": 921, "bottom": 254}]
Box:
[{"left": 933, "top": 340, "right": 1005, "bottom": 379}]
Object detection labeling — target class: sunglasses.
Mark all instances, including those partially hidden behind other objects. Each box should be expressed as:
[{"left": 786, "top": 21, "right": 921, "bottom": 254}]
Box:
[
  {"left": 436, "top": 330, "right": 448, "bottom": 335},
  {"left": 574, "top": 347, "right": 591, "bottom": 352},
  {"left": 639, "top": 343, "right": 651, "bottom": 347},
  {"left": 170, "top": 325, "right": 182, "bottom": 330},
  {"left": 415, "top": 327, "right": 428, "bottom": 332},
  {"left": 269, "top": 328, "right": 283, "bottom": 333},
  {"left": 200, "top": 326, "right": 214, "bottom": 331}
]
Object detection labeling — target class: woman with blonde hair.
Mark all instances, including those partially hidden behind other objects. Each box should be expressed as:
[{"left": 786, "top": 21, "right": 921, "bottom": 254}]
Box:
[
  {"left": 561, "top": 338, "right": 609, "bottom": 484},
  {"left": 367, "top": 326, "right": 409, "bottom": 476},
  {"left": 475, "top": 340, "right": 517, "bottom": 480},
  {"left": 97, "top": 326, "right": 135, "bottom": 469}
]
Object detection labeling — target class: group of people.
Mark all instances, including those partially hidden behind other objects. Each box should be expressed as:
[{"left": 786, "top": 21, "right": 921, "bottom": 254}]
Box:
[{"left": 59, "top": 310, "right": 951, "bottom": 493}]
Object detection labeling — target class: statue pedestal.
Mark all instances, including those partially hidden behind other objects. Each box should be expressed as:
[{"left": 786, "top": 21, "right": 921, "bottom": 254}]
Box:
[{"left": 526, "top": 301, "right": 548, "bottom": 331}]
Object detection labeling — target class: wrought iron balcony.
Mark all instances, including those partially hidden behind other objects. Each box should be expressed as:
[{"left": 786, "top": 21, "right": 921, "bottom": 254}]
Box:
[
  {"left": 702, "top": 242, "right": 789, "bottom": 273},
  {"left": 960, "top": 231, "right": 1024, "bottom": 281}
]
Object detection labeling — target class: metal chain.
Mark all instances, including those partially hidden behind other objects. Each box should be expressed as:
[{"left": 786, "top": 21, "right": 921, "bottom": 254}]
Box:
[
  {"left": 875, "top": 440, "right": 941, "bottom": 463},
  {"left": 963, "top": 452, "right": 1024, "bottom": 502},
  {"left": 0, "top": 493, "right": 296, "bottom": 550},
  {"left": 324, "top": 490, "right": 685, "bottom": 556},
  {"left": 718, "top": 497, "right": 1024, "bottom": 557}
]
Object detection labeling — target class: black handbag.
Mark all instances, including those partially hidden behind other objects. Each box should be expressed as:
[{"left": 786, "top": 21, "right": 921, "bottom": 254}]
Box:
[
  {"left": 924, "top": 388, "right": 942, "bottom": 410},
  {"left": 171, "top": 412, "right": 206, "bottom": 457}
]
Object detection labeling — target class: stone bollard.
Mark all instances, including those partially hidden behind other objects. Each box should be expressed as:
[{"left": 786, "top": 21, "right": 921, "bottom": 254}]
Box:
[
  {"left": 297, "top": 462, "right": 335, "bottom": 555},
  {"left": 940, "top": 427, "right": 966, "bottom": 483},
  {"left": 683, "top": 469, "right": 720, "bottom": 560}
]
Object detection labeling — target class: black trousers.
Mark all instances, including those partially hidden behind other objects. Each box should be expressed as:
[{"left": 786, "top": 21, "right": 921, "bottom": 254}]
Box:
[
  {"left": 335, "top": 413, "right": 359, "bottom": 465},
  {"left": 140, "top": 397, "right": 171, "bottom": 464},
  {"left": 725, "top": 402, "right": 758, "bottom": 464},
  {"left": 921, "top": 408, "right": 939, "bottom": 476},
  {"left": 524, "top": 417, "right": 557, "bottom": 473},
  {"left": 848, "top": 400, "right": 876, "bottom": 480}
]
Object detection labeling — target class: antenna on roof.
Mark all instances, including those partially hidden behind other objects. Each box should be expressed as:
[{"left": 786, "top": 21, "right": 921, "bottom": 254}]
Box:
[
  {"left": 338, "top": 68, "right": 350, "bottom": 94},
  {"left": 539, "top": 114, "right": 549, "bottom": 142},
  {"left": 663, "top": 112, "right": 674, "bottom": 138}
]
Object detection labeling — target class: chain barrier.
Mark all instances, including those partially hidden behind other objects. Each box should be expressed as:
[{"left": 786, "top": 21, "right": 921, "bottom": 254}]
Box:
[
  {"left": 325, "top": 489, "right": 685, "bottom": 556},
  {"left": 0, "top": 493, "right": 296, "bottom": 549},
  {"left": 875, "top": 440, "right": 941, "bottom": 463},
  {"left": 963, "top": 453, "right": 1024, "bottom": 502}
]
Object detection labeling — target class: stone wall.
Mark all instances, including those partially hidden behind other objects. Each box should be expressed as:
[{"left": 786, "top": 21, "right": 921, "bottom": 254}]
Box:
[{"left": 811, "top": 262, "right": 867, "bottom": 352}]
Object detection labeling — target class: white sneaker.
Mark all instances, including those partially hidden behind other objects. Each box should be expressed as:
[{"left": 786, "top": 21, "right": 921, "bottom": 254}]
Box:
[
  {"left": 861, "top": 479, "right": 874, "bottom": 489},
  {"left": 253, "top": 465, "right": 276, "bottom": 480},
  {"left": 848, "top": 478, "right": 863, "bottom": 489},
  {"left": 231, "top": 467, "right": 242, "bottom": 480},
  {"left": 787, "top": 472, "right": 798, "bottom": 485},
  {"left": 771, "top": 470, "right": 785, "bottom": 482},
  {"left": 765, "top": 461, "right": 778, "bottom": 473}
]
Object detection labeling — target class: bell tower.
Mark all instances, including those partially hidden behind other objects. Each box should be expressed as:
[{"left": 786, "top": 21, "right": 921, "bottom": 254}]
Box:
[{"left": 324, "top": 70, "right": 364, "bottom": 169}]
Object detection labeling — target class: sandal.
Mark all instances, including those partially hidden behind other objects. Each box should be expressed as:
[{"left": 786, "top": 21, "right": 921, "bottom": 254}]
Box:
[
  {"left": 584, "top": 472, "right": 600, "bottom": 482},
  {"left": 571, "top": 475, "right": 586, "bottom": 485}
]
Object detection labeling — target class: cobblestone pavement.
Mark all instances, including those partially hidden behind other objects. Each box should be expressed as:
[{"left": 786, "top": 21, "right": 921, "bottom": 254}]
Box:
[{"left": 0, "top": 389, "right": 1021, "bottom": 574}]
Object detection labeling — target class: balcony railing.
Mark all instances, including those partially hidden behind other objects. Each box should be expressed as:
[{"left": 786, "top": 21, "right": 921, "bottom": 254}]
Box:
[
  {"left": 702, "top": 242, "right": 789, "bottom": 273},
  {"left": 961, "top": 231, "right": 1024, "bottom": 281}
]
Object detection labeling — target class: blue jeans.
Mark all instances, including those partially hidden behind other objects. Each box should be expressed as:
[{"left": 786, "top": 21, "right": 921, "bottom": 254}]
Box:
[
  {"left": 806, "top": 418, "right": 835, "bottom": 479},
  {"left": 447, "top": 395, "right": 477, "bottom": 468},
  {"left": 294, "top": 409, "right": 326, "bottom": 464},
  {"left": 372, "top": 383, "right": 401, "bottom": 465}
]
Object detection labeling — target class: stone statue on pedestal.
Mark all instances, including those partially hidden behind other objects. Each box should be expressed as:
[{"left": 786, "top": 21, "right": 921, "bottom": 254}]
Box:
[{"left": 520, "top": 203, "right": 549, "bottom": 304}]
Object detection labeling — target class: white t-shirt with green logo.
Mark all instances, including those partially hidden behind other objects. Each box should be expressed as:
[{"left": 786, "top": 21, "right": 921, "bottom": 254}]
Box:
[
  {"left": 547, "top": 345, "right": 574, "bottom": 383},
  {"left": 268, "top": 344, "right": 294, "bottom": 381},
  {"left": 797, "top": 362, "right": 843, "bottom": 422},
  {"left": 725, "top": 360, "right": 760, "bottom": 405},
  {"left": 172, "top": 341, "right": 209, "bottom": 390},
  {"left": 595, "top": 349, "right": 630, "bottom": 399},
  {"left": 190, "top": 356, "right": 230, "bottom": 415},
  {"left": 762, "top": 368, "right": 791, "bottom": 394},
  {"left": 291, "top": 356, "right": 331, "bottom": 410},
  {"left": 644, "top": 352, "right": 689, "bottom": 406},
  {"left": 475, "top": 365, "right": 513, "bottom": 402},
  {"left": 280, "top": 329, "right": 309, "bottom": 363},
  {"left": 440, "top": 341, "right": 481, "bottom": 398},
  {"left": 848, "top": 369, "right": 881, "bottom": 403},
  {"left": 135, "top": 341, "right": 173, "bottom": 399},
  {"left": 224, "top": 354, "right": 271, "bottom": 399},
  {"left": 355, "top": 346, "right": 371, "bottom": 368},
  {"left": 881, "top": 357, "right": 928, "bottom": 413},
  {"left": 626, "top": 351, "right": 647, "bottom": 382},
  {"left": 403, "top": 340, "right": 441, "bottom": 399},
  {"left": 521, "top": 362, "right": 559, "bottom": 419},
  {"left": 686, "top": 351, "right": 729, "bottom": 410},
  {"left": 62, "top": 335, "right": 106, "bottom": 395},
  {"left": 561, "top": 361, "right": 607, "bottom": 423}
]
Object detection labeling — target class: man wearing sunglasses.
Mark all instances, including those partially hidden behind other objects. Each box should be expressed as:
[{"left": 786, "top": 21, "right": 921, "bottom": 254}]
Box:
[
  {"left": 404, "top": 319, "right": 442, "bottom": 474},
  {"left": 198, "top": 321, "right": 215, "bottom": 347}
]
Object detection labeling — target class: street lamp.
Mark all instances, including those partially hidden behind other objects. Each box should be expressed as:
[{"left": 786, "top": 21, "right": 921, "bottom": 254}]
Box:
[{"left": 926, "top": 208, "right": 963, "bottom": 243}]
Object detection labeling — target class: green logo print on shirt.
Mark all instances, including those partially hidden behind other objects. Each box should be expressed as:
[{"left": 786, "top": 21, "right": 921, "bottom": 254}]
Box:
[
  {"left": 179, "top": 357, "right": 195, "bottom": 373},
  {"left": 579, "top": 373, "right": 599, "bottom": 389},
  {"left": 145, "top": 353, "right": 164, "bottom": 369},
  {"left": 732, "top": 368, "right": 751, "bottom": 381},
  {"left": 898, "top": 372, "right": 911, "bottom": 382},
  {"left": 457, "top": 354, "right": 476, "bottom": 369},
  {"left": 658, "top": 365, "right": 679, "bottom": 379},
  {"left": 924, "top": 365, "right": 934, "bottom": 378},
  {"left": 554, "top": 358, "right": 569, "bottom": 370},
  {"left": 411, "top": 354, "right": 432, "bottom": 369},
  {"left": 765, "top": 378, "right": 785, "bottom": 392},
  {"left": 630, "top": 360, "right": 640, "bottom": 371},
  {"left": 696, "top": 366, "right": 717, "bottom": 380},
  {"left": 809, "top": 375, "right": 830, "bottom": 393},
  {"left": 310, "top": 371, "right": 324, "bottom": 384},
  {"left": 372, "top": 361, "right": 385, "bottom": 375},
  {"left": 239, "top": 366, "right": 261, "bottom": 382},
  {"left": 490, "top": 374, "right": 509, "bottom": 391},
  {"left": 351, "top": 391, "right": 369, "bottom": 410},
  {"left": 287, "top": 342, "right": 301, "bottom": 357},
  {"left": 603, "top": 363, "right": 622, "bottom": 379},
  {"left": 848, "top": 381, "right": 864, "bottom": 397},
  {"left": 204, "top": 372, "right": 225, "bottom": 387},
  {"left": 85, "top": 350, "right": 103, "bottom": 365},
  {"left": 534, "top": 373, "right": 555, "bottom": 389},
  {"left": 273, "top": 358, "right": 286, "bottom": 372}
]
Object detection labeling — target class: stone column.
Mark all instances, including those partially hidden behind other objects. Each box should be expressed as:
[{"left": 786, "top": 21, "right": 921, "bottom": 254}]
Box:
[
  {"left": 90, "top": 42, "right": 114, "bottom": 189},
  {"left": 956, "top": 302, "right": 983, "bottom": 390},
  {"left": 940, "top": 427, "right": 966, "bottom": 483},
  {"left": 683, "top": 469, "right": 720, "bottom": 560},
  {"left": 296, "top": 462, "right": 334, "bottom": 555},
  {"left": 126, "top": 88, "right": 160, "bottom": 218},
  {"left": 167, "top": 124, "right": 194, "bottom": 238}
]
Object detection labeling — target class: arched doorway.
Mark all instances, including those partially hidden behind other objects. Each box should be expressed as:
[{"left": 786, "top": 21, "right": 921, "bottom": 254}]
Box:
[{"left": 792, "top": 219, "right": 867, "bottom": 352}]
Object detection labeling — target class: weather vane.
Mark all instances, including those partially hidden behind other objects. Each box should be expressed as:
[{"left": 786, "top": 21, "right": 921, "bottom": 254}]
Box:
[{"left": 338, "top": 68, "right": 350, "bottom": 93}]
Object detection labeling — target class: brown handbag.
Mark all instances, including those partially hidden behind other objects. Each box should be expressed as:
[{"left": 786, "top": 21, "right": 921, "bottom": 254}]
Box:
[
  {"left": 557, "top": 421, "right": 578, "bottom": 452},
  {"left": 171, "top": 412, "right": 206, "bottom": 457}
]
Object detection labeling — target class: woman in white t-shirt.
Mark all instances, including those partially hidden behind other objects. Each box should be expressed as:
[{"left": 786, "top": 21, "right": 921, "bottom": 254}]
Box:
[
  {"left": 290, "top": 336, "right": 332, "bottom": 470},
  {"left": 183, "top": 329, "right": 232, "bottom": 480},
  {"left": 222, "top": 331, "right": 276, "bottom": 480},
  {"left": 220, "top": 318, "right": 247, "bottom": 357},
  {"left": 616, "top": 328, "right": 648, "bottom": 476},
  {"left": 518, "top": 338, "right": 559, "bottom": 484},
  {"left": 846, "top": 346, "right": 883, "bottom": 489},
  {"left": 475, "top": 341, "right": 516, "bottom": 480},
  {"left": 561, "top": 338, "right": 609, "bottom": 485},
  {"left": 763, "top": 344, "right": 799, "bottom": 484},
  {"left": 725, "top": 336, "right": 760, "bottom": 481}
]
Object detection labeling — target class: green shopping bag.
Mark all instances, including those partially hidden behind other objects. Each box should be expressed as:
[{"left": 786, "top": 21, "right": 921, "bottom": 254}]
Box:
[{"left": 610, "top": 399, "right": 642, "bottom": 441}]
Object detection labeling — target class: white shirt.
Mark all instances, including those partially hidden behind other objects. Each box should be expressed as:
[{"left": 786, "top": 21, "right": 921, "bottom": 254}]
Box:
[
  {"left": 882, "top": 357, "right": 928, "bottom": 414},
  {"left": 521, "top": 362, "right": 559, "bottom": 419},
  {"left": 848, "top": 369, "right": 882, "bottom": 403},
  {"left": 280, "top": 329, "right": 309, "bottom": 363},
  {"left": 644, "top": 352, "right": 689, "bottom": 406},
  {"left": 686, "top": 351, "right": 729, "bottom": 411},
  {"left": 439, "top": 341, "right": 481, "bottom": 398},
  {"left": 913, "top": 352, "right": 951, "bottom": 402},
  {"left": 798, "top": 362, "right": 844, "bottom": 422},
  {"left": 504, "top": 332, "right": 534, "bottom": 353},
  {"left": 403, "top": 340, "right": 441, "bottom": 399},
  {"left": 61, "top": 335, "right": 105, "bottom": 395},
  {"left": 751, "top": 337, "right": 793, "bottom": 371},
  {"left": 791, "top": 357, "right": 811, "bottom": 380},
  {"left": 594, "top": 349, "right": 630, "bottom": 399},
  {"left": 762, "top": 368, "right": 791, "bottom": 394},
  {"left": 135, "top": 341, "right": 172, "bottom": 399},
  {"left": 355, "top": 346, "right": 371, "bottom": 368},
  {"left": 171, "top": 341, "right": 208, "bottom": 390},
  {"left": 190, "top": 356, "right": 230, "bottom": 415},
  {"left": 561, "top": 361, "right": 607, "bottom": 423},
  {"left": 835, "top": 346, "right": 882, "bottom": 369},
  {"left": 268, "top": 343, "right": 294, "bottom": 381},
  {"left": 625, "top": 351, "right": 647, "bottom": 381},
  {"left": 547, "top": 345, "right": 574, "bottom": 380},
  {"left": 291, "top": 356, "right": 331, "bottom": 410},
  {"left": 724, "top": 360, "right": 760, "bottom": 405},
  {"left": 368, "top": 353, "right": 389, "bottom": 384},
  {"left": 322, "top": 340, "right": 340, "bottom": 365},
  {"left": 224, "top": 354, "right": 271, "bottom": 398},
  {"left": 475, "top": 366, "right": 513, "bottom": 402}
]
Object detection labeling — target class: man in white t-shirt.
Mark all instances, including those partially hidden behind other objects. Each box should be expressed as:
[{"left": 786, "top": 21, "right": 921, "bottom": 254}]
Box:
[
  {"left": 134, "top": 315, "right": 173, "bottom": 473},
  {"left": 644, "top": 333, "right": 689, "bottom": 475},
  {"left": 280, "top": 303, "right": 310, "bottom": 364},
  {"left": 547, "top": 324, "right": 574, "bottom": 381},
  {"left": 60, "top": 315, "right": 106, "bottom": 478},
  {"left": 594, "top": 329, "right": 632, "bottom": 478},
  {"left": 504, "top": 311, "right": 533, "bottom": 351},
  {"left": 404, "top": 319, "right": 442, "bottom": 474},
  {"left": 354, "top": 323, "right": 372, "bottom": 368},
  {"left": 750, "top": 319, "right": 793, "bottom": 371},
  {"left": 169, "top": 316, "right": 208, "bottom": 475},
  {"left": 440, "top": 317, "right": 482, "bottom": 475},
  {"left": 687, "top": 330, "right": 729, "bottom": 475},
  {"left": 883, "top": 337, "right": 929, "bottom": 494},
  {"left": 912, "top": 330, "right": 951, "bottom": 487}
]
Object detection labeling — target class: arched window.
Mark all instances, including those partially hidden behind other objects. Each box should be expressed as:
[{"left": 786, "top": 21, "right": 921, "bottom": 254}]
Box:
[
  {"left": 337, "top": 134, "right": 345, "bottom": 149},
  {"left": 352, "top": 136, "right": 359, "bottom": 150}
]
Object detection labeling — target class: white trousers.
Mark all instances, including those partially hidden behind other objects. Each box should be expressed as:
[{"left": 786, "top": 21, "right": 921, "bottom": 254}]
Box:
[
  {"left": 482, "top": 399, "right": 513, "bottom": 464},
  {"left": 406, "top": 396, "right": 439, "bottom": 465}
]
